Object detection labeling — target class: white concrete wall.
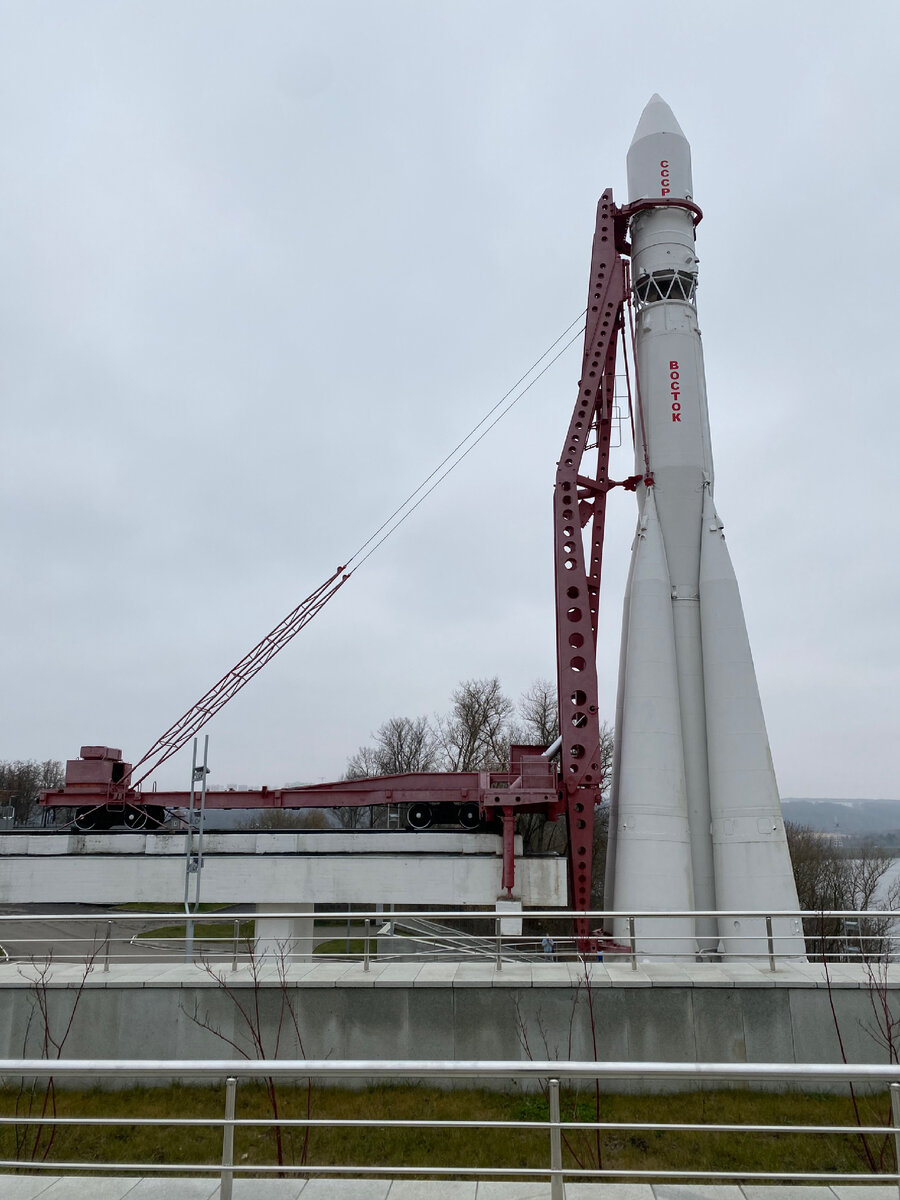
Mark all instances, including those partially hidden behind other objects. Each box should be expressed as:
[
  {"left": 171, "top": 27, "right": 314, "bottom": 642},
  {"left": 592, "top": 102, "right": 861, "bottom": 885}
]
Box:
[{"left": 0, "top": 832, "right": 567, "bottom": 907}]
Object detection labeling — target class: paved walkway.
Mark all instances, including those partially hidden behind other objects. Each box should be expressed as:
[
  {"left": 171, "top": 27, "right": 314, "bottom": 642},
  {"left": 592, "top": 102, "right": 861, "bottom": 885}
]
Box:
[{"left": 0, "top": 1179, "right": 896, "bottom": 1198}]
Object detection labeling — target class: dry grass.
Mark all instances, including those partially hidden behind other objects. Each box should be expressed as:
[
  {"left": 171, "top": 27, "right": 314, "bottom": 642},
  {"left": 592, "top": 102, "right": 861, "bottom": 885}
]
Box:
[{"left": 1, "top": 1083, "right": 896, "bottom": 1180}]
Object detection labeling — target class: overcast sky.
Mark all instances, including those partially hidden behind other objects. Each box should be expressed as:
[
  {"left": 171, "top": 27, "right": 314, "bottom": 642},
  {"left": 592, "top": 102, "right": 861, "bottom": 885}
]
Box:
[{"left": 1, "top": 1, "right": 898, "bottom": 800}]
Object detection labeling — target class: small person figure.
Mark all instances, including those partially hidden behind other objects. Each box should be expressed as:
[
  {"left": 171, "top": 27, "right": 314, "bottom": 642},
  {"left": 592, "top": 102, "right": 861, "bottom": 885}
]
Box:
[{"left": 541, "top": 934, "right": 555, "bottom": 960}]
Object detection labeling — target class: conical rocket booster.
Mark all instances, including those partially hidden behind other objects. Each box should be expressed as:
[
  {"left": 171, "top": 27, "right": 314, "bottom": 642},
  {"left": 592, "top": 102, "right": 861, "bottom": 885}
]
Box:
[
  {"left": 699, "top": 492, "right": 805, "bottom": 957},
  {"left": 608, "top": 96, "right": 802, "bottom": 960},
  {"left": 610, "top": 490, "right": 696, "bottom": 957}
]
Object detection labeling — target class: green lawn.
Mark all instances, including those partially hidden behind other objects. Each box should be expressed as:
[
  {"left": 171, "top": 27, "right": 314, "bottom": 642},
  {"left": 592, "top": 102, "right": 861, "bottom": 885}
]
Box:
[
  {"left": 114, "top": 903, "right": 232, "bottom": 914},
  {"left": 0, "top": 1084, "right": 895, "bottom": 1180},
  {"left": 314, "top": 938, "right": 366, "bottom": 955},
  {"left": 135, "top": 920, "right": 254, "bottom": 942}
]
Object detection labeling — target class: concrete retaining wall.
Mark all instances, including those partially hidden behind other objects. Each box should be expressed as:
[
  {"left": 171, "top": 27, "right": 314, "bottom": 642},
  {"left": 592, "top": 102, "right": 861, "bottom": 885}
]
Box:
[{"left": 1, "top": 960, "right": 897, "bottom": 1091}]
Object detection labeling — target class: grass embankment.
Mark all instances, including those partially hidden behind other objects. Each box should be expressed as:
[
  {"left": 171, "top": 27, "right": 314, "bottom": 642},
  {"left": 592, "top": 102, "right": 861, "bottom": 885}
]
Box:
[
  {"left": 136, "top": 921, "right": 254, "bottom": 942},
  {"left": 134, "top": 924, "right": 364, "bottom": 950},
  {"left": 1, "top": 1085, "right": 895, "bottom": 1179},
  {"left": 314, "top": 939, "right": 365, "bottom": 955},
  {"left": 115, "top": 904, "right": 231, "bottom": 914}
]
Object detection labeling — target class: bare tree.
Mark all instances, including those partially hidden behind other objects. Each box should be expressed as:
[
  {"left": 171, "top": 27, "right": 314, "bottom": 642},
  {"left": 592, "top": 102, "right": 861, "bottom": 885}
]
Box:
[
  {"left": 436, "top": 677, "right": 515, "bottom": 771},
  {"left": 516, "top": 714, "right": 614, "bottom": 874},
  {"left": 185, "top": 940, "right": 313, "bottom": 1169},
  {"left": 518, "top": 678, "right": 559, "bottom": 747},
  {"left": 345, "top": 715, "right": 437, "bottom": 778},
  {"left": 333, "top": 678, "right": 609, "bottom": 845},
  {"left": 516, "top": 956, "right": 606, "bottom": 1172},
  {"left": 337, "top": 716, "right": 439, "bottom": 828},
  {"left": 249, "top": 808, "right": 331, "bottom": 831},
  {"left": 15, "top": 947, "right": 100, "bottom": 1162},
  {"left": 786, "top": 822, "right": 900, "bottom": 959},
  {"left": 0, "top": 760, "right": 63, "bottom": 825}
]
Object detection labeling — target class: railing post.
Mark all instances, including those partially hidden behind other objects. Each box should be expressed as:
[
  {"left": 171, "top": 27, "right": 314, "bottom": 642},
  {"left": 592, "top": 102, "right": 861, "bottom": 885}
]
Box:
[
  {"left": 766, "top": 914, "right": 776, "bottom": 972},
  {"left": 231, "top": 920, "right": 240, "bottom": 972},
  {"left": 628, "top": 916, "right": 637, "bottom": 971},
  {"left": 495, "top": 917, "right": 503, "bottom": 970},
  {"left": 220, "top": 1074, "right": 237, "bottom": 1200},
  {"left": 364, "top": 918, "right": 371, "bottom": 971},
  {"left": 103, "top": 921, "right": 112, "bottom": 972},
  {"left": 891, "top": 1081, "right": 900, "bottom": 1200},
  {"left": 549, "top": 1076, "right": 565, "bottom": 1200}
]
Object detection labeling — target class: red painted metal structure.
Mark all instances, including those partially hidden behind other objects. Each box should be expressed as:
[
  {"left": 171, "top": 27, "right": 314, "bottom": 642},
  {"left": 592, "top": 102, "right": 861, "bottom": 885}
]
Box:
[{"left": 41, "top": 190, "right": 645, "bottom": 932}]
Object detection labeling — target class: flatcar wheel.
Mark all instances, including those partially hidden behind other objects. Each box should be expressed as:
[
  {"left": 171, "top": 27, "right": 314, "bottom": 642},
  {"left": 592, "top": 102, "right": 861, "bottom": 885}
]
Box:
[
  {"left": 73, "top": 807, "right": 100, "bottom": 831},
  {"left": 144, "top": 806, "right": 167, "bottom": 829},
  {"left": 458, "top": 802, "right": 481, "bottom": 830},
  {"left": 405, "top": 803, "right": 433, "bottom": 831},
  {"left": 123, "top": 806, "right": 150, "bottom": 830}
]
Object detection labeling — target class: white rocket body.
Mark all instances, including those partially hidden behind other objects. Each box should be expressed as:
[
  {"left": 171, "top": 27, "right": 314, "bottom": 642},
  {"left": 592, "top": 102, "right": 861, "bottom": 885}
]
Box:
[{"left": 607, "top": 96, "right": 803, "bottom": 960}]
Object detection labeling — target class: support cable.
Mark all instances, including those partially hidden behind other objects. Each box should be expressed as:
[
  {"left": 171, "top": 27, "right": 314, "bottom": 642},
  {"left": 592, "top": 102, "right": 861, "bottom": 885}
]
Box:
[
  {"left": 347, "top": 323, "right": 585, "bottom": 572},
  {"left": 343, "top": 311, "right": 586, "bottom": 570},
  {"left": 127, "top": 317, "right": 586, "bottom": 789}
]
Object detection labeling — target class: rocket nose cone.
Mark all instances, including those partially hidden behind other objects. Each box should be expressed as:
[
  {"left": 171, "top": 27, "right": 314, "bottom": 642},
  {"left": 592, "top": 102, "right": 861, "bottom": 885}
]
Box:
[
  {"left": 626, "top": 94, "right": 693, "bottom": 203},
  {"left": 629, "top": 94, "right": 686, "bottom": 146}
]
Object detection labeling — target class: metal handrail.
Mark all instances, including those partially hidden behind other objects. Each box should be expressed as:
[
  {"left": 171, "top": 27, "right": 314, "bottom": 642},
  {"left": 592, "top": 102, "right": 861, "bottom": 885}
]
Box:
[
  {"left": 0, "top": 906, "right": 895, "bottom": 920},
  {"left": 2, "top": 1058, "right": 900, "bottom": 1197},
  {"left": 8, "top": 1057, "right": 900, "bottom": 1081},
  {"left": 0, "top": 906, "right": 895, "bottom": 970}
]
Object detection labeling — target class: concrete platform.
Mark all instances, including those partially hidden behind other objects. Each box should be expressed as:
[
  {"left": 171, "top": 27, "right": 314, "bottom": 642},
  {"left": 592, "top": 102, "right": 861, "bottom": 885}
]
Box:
[
  {"left": 0, "top": 832, "right": 566, "bottom": 907},
  {"left": 0, "top": 1178, "right": 894, "bottom": 1198}
]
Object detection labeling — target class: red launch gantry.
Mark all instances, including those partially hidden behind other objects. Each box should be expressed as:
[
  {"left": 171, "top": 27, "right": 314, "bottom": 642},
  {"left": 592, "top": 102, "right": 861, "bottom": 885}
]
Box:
[{"left": 41, "top": 188, "right": 670, "bottom": 931}]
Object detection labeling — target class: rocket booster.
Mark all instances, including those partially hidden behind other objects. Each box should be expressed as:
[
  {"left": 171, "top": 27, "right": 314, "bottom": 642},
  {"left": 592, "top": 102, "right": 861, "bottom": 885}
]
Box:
[{"left": 606, "top": 96, "right": 803, "bottom": 960}]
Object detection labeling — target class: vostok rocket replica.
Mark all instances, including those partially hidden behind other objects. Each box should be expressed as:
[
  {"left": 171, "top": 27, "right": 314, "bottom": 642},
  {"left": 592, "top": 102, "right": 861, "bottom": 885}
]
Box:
[{"left": 603, "top": 96, "right": 803, "bottom": 959}]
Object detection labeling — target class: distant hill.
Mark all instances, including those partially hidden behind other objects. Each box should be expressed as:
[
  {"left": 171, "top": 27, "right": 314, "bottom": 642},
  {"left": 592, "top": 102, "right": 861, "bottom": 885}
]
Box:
[{"left": 782, "top": 798, "right": 900, "bottom": 840}]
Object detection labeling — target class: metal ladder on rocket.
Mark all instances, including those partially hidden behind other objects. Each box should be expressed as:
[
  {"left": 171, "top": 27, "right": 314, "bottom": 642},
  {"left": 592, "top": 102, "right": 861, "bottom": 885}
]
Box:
[{"left": 604, "top": 96, "right": 804, "bottom": 961}]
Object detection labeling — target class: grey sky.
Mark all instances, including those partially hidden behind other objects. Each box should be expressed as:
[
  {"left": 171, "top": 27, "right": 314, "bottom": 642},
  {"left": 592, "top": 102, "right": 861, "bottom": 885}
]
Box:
[{"left": 1, "top": 1, "right": 898, "bottom": 799}]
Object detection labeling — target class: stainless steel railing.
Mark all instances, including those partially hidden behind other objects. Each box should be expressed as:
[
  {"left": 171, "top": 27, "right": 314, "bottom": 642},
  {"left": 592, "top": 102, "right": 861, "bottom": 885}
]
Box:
[
  {"left": 0, "top": 906, "right": 896, "bottom": 968},
  {"left": 3, "top": 1058, "right": 900, "bottom": 1197}
]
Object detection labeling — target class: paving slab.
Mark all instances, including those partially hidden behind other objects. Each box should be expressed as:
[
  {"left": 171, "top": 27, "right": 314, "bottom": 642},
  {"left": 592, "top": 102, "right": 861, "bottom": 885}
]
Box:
[
  {"left": 387, "top": 1182, "right": 476, "bottom": 1198},
  {"left": 112, "top": 1178, "right": 219, "bottom": 1198},
  {"left": 679, "top": 968, "right": 739, "bottom": 988},
  {"left": 90, "top": 963, "right": 169, "bottom": 985},
  {"left": 490, "top": 967, "right": 535, "bottom": 988},
  {"left": 39, "top": 1177, "right": 139, "bottom": 1198},
  {"left": 472, "top": 1184, "right": 549, "bottom": 1199},
  {"left": 654, "top": 1186, "right": 744, "bottom": 1200},
  {"left": 371, "top": 966, "right": 425, "bottom": 987},
  {"left": 529, "top": 965, "right": 580, "bottom": 988},
  {"left": 293, "top": 965, "right": 356, "bottom": 987},
  {"left": 568, "top": 1188, "right": 655, "bottom": 1199},
  {"left": 453, "top": 966, "right": 500, "bottom": 987},
  {"left": 0, "top": 1176, "right": 65, "bottom": 1198},
  {"left": 604, "top": 967, "right": 652, "bottom": 987},
  {"left": 571, "top": 965, "right": 614, "bottom": 988},
  {"left": 814, "top": 966, "right": 867, "bottom": 988},
  {"left": 568, "top": 1186, "right": 655, "bottom": 1199},
  {"left": 4, "top": 1180, "right": 898, "bottom": 1199},
  {"left": 298, "top": 1181, "right": 390, "bottom": 1199},
  {"left": 829, "top": 1188, "right": 896, "bottom": 1200},
  {"left": 646, "top": 966, "right": 694, "bottom": 986},
  {"left": 742, "top": 1189, "right": 837, "bottom": 1200},
  {"left": 413, "top": 965, "right": 460, "bottom": 986},
  {"left": 230, "top": 1179, "right": 307, "bottom": 1198}
]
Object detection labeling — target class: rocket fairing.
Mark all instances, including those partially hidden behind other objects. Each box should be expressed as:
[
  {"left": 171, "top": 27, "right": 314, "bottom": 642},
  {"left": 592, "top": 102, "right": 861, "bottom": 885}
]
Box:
[{"left": 606, "top": 96, "right": 803, "bottom": 960}]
